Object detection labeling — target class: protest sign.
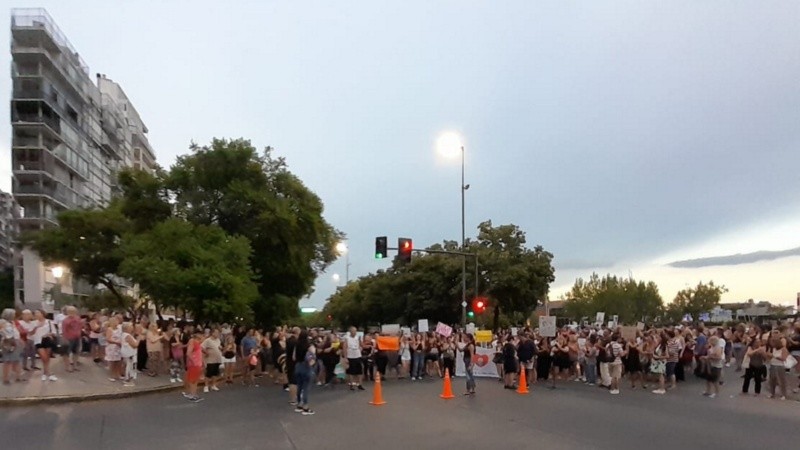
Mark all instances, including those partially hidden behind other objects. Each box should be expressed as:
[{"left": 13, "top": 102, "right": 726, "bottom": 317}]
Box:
[
  {"left": 418, "top": 319, "right": 429, "bottom": 333},
  {"left": 436, "top": 322, "right": 453, "bottom": 337},
  {"left": 476, "top": 330, "right": 493, "bottom": 343},
  {"left": 539, "top": 316, "right": 557, "bottom": 337}
]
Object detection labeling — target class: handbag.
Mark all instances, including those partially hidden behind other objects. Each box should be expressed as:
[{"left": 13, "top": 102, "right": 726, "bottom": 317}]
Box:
[{"left": 786, "top": 355, "right": 798, "bottom": 370}]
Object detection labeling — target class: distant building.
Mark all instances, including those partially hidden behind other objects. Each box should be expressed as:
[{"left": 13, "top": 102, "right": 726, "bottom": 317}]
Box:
[
  {"left": 10, "top": 8, "right": 157, "bottom": 310},
  {"left": 0, "top": 192, "right": 21, "bottom": 268}
]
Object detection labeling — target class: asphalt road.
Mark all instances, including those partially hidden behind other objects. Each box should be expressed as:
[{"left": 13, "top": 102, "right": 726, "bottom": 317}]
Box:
[{"left": 1, "top": 372, "right": 798, "bottom": 450}]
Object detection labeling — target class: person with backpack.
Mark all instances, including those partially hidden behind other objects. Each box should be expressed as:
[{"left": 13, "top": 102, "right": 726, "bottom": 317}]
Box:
[{"left": 1, "top": 309, "right": 25, "bottom": 384}]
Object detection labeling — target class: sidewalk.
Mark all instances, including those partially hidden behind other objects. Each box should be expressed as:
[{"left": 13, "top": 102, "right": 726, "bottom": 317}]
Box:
[{"left": 0, "top": 358, "right": 180, "bottom": 406}]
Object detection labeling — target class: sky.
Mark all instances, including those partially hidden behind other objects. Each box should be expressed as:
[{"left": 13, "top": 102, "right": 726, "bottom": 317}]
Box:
[{"left": 3, "top": 1, "right": 799, "bottom": 309}]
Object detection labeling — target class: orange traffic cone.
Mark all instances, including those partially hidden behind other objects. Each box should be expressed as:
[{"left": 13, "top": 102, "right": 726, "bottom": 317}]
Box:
[
  {"left": 516, "top": 368, "right": 530, "bottom": 395},
  {"left": 440, "top": 369, "right": 455, "bottom": 399},
  {"left": 369, "top": 372, "right": 387, "bottom": 405}
]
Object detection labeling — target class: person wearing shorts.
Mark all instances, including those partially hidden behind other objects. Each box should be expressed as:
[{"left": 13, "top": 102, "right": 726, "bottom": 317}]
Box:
[
  {"left": 61, "top": 306, "right": 84, "bottom": 373},
  {"left": 184, "top": 331, "right": 204, "bottom": 402},
  {"left": 202, "top": 329, "right": 223, "bottom": 393},
  {"left": 344, "top": 327, "right": 365, "bottom": 390}
]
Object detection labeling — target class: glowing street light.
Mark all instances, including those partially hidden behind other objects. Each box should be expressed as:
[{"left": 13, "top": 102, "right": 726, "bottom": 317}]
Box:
[
  {"left": 51, "top": 266, "right": 63, "bottom": 280},
  {"left": 335, "top": 241, "right": 351, "bottom": 284},
  {"left": 435, "top": 131, "right": 470, "bottom": 326}
]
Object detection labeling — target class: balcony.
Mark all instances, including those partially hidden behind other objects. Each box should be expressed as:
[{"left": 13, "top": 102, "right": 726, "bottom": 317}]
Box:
[
  {"left": 12, "top": 112, "right": 62, "bottom": 137},
  {"left": 15, "top": 182, "right": 89, "bottom": 210}
]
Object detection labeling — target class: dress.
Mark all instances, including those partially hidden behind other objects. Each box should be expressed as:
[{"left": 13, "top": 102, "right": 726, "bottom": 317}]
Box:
[{"left": 105, "top": 327, "right": 123, "bottom": 362}]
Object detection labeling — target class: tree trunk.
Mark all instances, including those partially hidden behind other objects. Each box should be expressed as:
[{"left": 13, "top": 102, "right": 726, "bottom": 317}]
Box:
[{"left": 493, "top": 305, "right": 501, "bottom": 332}]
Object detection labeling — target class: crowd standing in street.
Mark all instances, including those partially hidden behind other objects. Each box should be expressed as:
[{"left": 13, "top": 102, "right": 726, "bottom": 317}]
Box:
[{"left": 2, "top": 306, "right": 800, "bottom": 411}]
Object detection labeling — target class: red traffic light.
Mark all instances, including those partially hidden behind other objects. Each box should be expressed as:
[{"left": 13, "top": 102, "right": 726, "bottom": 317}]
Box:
[
  {"left": 471, "top": 296, "right": 488, "bottom": 314},
  {"left": 398, "top": 238, "right": 413, "bottom": 264}
]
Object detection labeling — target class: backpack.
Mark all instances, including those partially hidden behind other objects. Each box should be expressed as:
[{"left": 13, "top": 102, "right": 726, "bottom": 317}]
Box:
[{"left": 1, "top": 327, "right": 16, "bottom": 353}]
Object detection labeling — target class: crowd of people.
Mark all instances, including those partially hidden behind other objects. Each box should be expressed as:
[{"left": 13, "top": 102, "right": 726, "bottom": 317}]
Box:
[{"left": 2, "top": 306, "right": 800, "bottom": 413}]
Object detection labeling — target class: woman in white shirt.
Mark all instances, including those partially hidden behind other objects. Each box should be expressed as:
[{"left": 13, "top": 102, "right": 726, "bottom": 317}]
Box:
[{"left": 31, "top": 309, "right": 58, "bottom": 382}]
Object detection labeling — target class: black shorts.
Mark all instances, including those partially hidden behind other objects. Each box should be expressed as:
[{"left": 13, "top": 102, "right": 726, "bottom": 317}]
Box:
[
  {"left": 707, "top": 367, "right": 721, "bottom": 383},
  {"left": 346, "top": 358, "right": 362, "bottom": 375},
  {"left": 504, "top": 361, "right": 517, "bottom": 374},
  {"left": 426, "top": 353, "right": 439, "bottom": 362},
  {"left": 205, "top": 363, "right": 221, "bottom": 378}
]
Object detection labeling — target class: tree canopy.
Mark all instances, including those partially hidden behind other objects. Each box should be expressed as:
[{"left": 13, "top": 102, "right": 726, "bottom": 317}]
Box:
[
  {"left": 561, "top": 273, "right": 664, "bottom": 324},
  {"left": 24, "top": 138, "right": 340, "bottom": 326},
  {"left": 323, "top": 221, "right": 555, "bottom": 330}
]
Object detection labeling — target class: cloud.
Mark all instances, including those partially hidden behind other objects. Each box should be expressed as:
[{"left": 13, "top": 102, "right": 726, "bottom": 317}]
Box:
[{"left": 668, "top": 247, "right": 800, "bottom": 268}]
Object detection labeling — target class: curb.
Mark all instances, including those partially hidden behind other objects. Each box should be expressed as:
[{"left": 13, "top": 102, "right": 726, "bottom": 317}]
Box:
[
  {"left": 0, "top": 382, "right": 184, "bottom": 407},
  {"left": 0, "top": 370, "right": 256, "bottom": 407}
]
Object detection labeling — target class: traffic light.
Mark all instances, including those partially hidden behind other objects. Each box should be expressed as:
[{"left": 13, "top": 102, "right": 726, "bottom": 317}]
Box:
[
  {"left": 472, "top": 297, "right": 488, "bottom": 314},
  {"left": 375, "top": 236, "right": 388, "bottom": 259},
  {"left": 398, "top": 238, "right": 412, "bottom": 264},
  {"left": 467, "top": 311, "right": 475, "bottom": 319}
]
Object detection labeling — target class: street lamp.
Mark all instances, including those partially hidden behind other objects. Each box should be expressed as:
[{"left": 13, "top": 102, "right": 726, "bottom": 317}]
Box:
[
  {"left": 332, "top": 273, "right": 341, "bottom": 284},
  {"left": 51, "top": 265, "right": 64, "bottom": 310},
  {"left": 335, "top": 242, "right": 350, "bottom": 284},
  {"left": 437, "top": 131, "right": 470, "bottom": 327}
]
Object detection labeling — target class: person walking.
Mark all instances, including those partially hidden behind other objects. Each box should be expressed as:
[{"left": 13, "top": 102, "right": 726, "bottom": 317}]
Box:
[{"left": 293, "top": 330, "right": 316, "bottom": 415}]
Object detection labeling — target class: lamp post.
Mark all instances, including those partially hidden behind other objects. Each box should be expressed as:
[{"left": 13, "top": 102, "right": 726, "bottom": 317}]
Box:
[
  {"left": 437, "top": 132, "right": 470, "bottom": 327},
  {"left": 51, "top": 265, "right": 63, "bottom": 310},
  {"left": 335, "top": 242, "right": 350, "bottom": 284}
]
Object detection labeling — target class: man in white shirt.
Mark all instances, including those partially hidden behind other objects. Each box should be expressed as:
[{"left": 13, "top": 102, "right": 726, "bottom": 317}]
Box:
[{"left": 344, "top": 327, "right": 365, "bottom": 391}]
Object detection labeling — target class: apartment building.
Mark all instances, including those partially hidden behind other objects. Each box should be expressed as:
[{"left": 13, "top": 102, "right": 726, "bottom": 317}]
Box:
[
  {"left": 10, "top": 8, "right": 157, "bottom": 310},
  {"left": 0, "top": 192, "right": 21, "bottom": 268}
]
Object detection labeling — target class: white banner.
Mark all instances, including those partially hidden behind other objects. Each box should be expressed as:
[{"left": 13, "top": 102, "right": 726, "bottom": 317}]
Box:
[
  {"left": 455, "top": 347, "right": 499, "bottom": 378},
  {"left": 418, "top": 319, "right": 429, "bottom": 333}
]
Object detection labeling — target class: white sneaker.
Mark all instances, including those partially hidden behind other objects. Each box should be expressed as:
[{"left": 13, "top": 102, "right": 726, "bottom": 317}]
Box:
[
  {"left": 176, "top": 378, "right": 183, "bottom": 383},
  {"left": 170, "top": 378, "right": 176, "bottom": 384},
  {"left": 211, "top": 386, "right": 220, "bottom": 392},
  {"left": 411, "top": 377, "right": 416, "bottom": 381},
  {"left": 652, "top": 389, "right": 665, "bottom": 395},
  {"left": 610, "top": 389, "right": 619, "bottom": 395},
  {"left": 48, "top": 375, "right": 58, "bottom": 381},
  {"left": 41, "top": 375, "right": 48, "bottom": 381},
  {"left": 123, "top": 382, "right": 135, "bottom": 387},
  {"left": 708, "top": 393, "right": 716, "bottom": 398},
  {"left": 203, "top": 386, "right": 209, "bottom": 393}
]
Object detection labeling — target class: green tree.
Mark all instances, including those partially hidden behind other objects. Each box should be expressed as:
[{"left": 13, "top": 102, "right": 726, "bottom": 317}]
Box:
[
  {"left": 473, "top": 221, "right": 555, "bottom": 330},
  {"left": 22, "top": 204, "right": 129, "bottom": 301},
  {"left": 668, "top": 281, "right": 727, "bottom": 323},
  {"left": 562, "top": 273, "right": 664, "bottom": 324},
  {"left": 167, "top": 139, "right": 342, "bottom": 326},
  {"left": 118, "top": 218, "right": 257, "bottom": 323}
]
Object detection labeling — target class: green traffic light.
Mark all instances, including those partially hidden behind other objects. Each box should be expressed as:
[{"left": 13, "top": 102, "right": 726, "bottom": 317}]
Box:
[
  {"left": 467, "top": 311, "right": 475, "bottom": 318},
  {"left": 375, "top": 253, "right": 383, "bottom": 259}
]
